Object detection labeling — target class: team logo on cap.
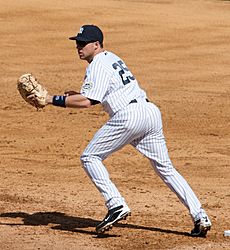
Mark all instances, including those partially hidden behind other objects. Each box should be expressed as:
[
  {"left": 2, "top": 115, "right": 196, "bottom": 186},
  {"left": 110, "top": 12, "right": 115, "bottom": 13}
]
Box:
[{"left": 79, "top": 27, "right": 84, "bottom": 34}]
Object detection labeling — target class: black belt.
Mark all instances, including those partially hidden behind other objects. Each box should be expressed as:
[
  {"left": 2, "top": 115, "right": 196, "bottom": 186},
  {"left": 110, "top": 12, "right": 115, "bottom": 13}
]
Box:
[{"left": 129, "top": 98, "right": 149, "bottom": 104}]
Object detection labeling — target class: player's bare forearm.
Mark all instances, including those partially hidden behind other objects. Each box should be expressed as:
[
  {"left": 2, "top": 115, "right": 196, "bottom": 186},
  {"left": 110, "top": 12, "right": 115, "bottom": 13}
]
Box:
[
  {"left": 66, "top": 94, "right": 91, "bottom": 108},
  {"left": 46, "top": 94, "right": 91, "bottom": 108}
]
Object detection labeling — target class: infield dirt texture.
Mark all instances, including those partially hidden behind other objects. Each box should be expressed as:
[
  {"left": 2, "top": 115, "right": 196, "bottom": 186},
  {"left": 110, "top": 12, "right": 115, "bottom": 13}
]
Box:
[{"left": 0, "top": 0, "right": 230, "bottom": 249}]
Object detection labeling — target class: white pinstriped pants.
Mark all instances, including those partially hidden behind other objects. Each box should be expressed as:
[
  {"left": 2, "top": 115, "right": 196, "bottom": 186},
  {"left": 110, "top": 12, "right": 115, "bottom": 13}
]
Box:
[{"left": 80, "top": 102, "right": 203, "bottom": 220}]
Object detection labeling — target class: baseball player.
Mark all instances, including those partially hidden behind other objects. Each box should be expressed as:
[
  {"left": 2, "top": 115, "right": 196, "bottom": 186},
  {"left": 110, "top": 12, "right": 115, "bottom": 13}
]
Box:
[{"left": 45, "top": 25, "right": 211, "bottom": 236}]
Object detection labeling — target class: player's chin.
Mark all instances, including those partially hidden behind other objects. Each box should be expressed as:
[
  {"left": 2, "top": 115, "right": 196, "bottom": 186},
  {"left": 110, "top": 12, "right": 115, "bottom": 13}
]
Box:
[{"left": 78, "top": 54, "right": 85, "bottom": 60}]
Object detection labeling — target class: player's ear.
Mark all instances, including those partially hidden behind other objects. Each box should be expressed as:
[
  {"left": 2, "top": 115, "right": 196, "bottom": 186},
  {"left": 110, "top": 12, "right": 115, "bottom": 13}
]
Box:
[{"left": 94, "top": 41, "right": 101, "bottom": 49}]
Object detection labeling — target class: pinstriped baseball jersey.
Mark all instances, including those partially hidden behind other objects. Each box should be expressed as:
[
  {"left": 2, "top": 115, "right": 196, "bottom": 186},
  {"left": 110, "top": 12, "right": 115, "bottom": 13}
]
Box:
[{"left": 80, "top": 51, "right": 147, "bottom": 116}]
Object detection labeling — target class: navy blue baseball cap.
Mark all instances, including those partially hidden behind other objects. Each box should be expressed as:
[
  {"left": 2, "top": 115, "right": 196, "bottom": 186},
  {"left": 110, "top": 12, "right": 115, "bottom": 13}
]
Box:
[{"left": 69, "top": 25, "right": 103, "bottom": 43}]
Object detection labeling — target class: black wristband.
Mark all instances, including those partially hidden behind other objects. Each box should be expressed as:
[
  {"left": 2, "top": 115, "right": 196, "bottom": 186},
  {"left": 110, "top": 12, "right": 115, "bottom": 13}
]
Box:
[{"left": 52, "top": 95, "right": 66, "bottom": 107}]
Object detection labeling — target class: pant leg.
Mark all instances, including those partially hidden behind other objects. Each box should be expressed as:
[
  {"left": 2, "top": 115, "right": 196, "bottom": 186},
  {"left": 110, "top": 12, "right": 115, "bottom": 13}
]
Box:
[
  {"left": 81, "top": 154, "right": 126, "bottom": 209},
  {"left": 131, "top": 103, "right": 203, "bottom": 220},
  {"left": 80, "top": 105, "right": 148, "bottom": 209}
]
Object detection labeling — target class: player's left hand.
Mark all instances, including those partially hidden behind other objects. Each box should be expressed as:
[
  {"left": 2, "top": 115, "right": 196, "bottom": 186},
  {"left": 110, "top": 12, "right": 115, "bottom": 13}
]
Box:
[{"left": 17, "top": 73, "right": 48, "bottom": 110}]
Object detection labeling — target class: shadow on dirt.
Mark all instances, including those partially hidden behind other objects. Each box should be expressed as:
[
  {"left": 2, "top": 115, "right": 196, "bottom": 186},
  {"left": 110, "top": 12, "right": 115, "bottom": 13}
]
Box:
[{"left": 0, "top": 211, "right": 191, "bottom": 238}]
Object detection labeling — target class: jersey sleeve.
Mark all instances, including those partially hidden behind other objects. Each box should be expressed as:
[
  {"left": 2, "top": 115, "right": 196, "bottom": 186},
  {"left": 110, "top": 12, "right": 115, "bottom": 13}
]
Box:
[{"left": 80, "top": 60, "right": 110, "bottom": 102}]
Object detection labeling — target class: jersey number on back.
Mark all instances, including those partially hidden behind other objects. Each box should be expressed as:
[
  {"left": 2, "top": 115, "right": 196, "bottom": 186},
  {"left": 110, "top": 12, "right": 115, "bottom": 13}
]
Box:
[{"left": 112, "top": 60, "right": 135, "bottom": 85}]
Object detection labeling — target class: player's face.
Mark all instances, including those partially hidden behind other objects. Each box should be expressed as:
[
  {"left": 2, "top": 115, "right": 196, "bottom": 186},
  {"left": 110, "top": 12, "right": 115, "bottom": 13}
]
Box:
[{"left": 76, "top": 41, "right": 99, "bottom": 63}]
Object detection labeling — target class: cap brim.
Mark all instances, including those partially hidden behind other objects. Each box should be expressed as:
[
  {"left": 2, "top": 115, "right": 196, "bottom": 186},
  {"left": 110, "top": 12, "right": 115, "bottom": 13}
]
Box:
[
  {"left": 69, "top": 36, "right": 92, "bottom": 42},
  {"left": 69, "top": 36, "right": 77, "bottom": 40}
]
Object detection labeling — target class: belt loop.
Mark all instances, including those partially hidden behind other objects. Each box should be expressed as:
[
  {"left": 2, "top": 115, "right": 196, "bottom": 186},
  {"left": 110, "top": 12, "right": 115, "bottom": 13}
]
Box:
[
  {"left": 129, "top": 99, "right": 137, "bottom": 104},
  {"left": 129, "top": 99, "right": 149, "bottom": 104}
]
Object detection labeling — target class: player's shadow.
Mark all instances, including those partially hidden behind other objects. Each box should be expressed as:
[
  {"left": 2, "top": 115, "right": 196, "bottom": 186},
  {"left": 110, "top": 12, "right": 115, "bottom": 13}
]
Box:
[{"left": 0, "top": 211, "right": 191, "bottom": 238}]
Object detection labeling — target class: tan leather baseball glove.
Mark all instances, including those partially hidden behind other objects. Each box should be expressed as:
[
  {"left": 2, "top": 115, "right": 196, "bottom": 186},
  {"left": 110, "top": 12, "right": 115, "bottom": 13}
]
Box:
[{"left": 17, "top": 73, "right": 48, "bottom": 110}]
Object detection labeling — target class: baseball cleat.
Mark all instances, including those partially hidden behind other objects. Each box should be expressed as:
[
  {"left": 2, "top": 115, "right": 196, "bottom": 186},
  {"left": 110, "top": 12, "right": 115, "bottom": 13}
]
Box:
[
  {"left": 96, "top": 205, "right": 131, "bottom": 234},
  {"left": 191, "top": 216, "right": 212, "bottom": 237}
]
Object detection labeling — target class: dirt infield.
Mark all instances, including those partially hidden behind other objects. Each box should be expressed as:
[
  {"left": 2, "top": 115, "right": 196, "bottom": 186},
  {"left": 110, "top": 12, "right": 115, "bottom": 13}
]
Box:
[{"left": 0, "top": 0, "right": 230, "bottom": 249}]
